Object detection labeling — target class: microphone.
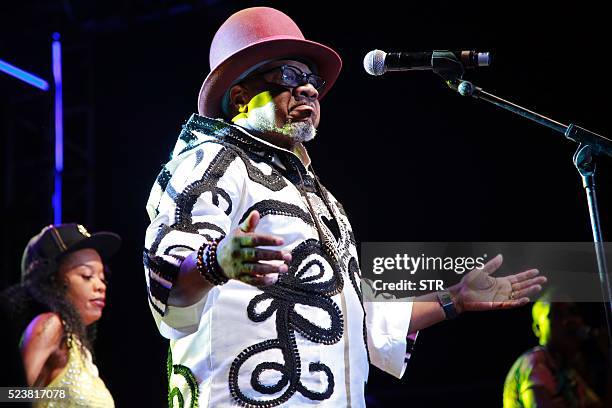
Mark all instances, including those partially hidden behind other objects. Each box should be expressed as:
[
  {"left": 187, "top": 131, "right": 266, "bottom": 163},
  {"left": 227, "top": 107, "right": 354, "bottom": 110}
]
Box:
[{"left": 364, "top": 49, "right": 491, "bottom": 76}]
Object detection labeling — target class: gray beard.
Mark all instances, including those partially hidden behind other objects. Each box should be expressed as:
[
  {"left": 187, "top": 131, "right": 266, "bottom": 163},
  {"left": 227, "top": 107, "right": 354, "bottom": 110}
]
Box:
[
  {"left": 240, "top": 103, "right": 317, "bottom": 144},
  {"left": 285, "top": 119, "right": 317, "bottom": 143}
]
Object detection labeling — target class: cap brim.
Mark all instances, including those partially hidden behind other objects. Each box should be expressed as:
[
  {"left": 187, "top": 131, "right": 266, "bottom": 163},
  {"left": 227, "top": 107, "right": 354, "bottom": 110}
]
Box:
[
  {"left": 198, "top": 36, "right": 342, "bottom": 118},
  {"left": 63, "top": 232, "right": 122, "bottom": 262}
]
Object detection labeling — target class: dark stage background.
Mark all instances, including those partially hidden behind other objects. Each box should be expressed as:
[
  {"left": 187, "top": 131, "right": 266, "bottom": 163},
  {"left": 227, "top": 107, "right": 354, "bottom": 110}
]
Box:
[{"left": 1, "top": 1, "right": 610, "bottom": 407}]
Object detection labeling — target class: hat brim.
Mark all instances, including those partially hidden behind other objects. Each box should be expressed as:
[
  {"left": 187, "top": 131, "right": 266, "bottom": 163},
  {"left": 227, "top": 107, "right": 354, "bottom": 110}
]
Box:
[
  {"left": 62, "top": 232, "right": 122, "bottom": 262},
  {"left": 198, "top": 36, "right": 342, "bottom": 118}
]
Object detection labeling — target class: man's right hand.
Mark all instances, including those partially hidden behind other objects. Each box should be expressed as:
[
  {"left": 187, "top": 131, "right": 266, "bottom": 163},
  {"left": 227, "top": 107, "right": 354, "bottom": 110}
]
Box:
[{"left": 217, "top": 210, "right": 291, "bottom": 286}]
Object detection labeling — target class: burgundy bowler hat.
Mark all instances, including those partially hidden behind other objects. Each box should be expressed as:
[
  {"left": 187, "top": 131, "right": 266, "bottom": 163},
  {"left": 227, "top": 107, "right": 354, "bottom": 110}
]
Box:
[{"left": 197, "top": 7, "right": 342, "bottom": 118}]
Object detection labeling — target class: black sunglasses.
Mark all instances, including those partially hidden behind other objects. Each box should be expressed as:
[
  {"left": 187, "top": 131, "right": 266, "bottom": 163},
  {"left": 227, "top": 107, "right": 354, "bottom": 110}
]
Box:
[{"left": 251, "top": 64, "right": 326, "bottom": 91}]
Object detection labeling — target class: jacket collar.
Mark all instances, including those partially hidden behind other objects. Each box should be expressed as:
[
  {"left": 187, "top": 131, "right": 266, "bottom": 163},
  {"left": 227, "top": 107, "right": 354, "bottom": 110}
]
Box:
[{"left": 182, "top": 114, "right": 310, "bottom": 175}]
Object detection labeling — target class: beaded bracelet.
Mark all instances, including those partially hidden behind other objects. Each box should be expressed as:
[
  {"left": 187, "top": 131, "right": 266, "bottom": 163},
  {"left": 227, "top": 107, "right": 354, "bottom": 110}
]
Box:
[{"left": 196, "top": 237, "right": 228, "bottom": 285}]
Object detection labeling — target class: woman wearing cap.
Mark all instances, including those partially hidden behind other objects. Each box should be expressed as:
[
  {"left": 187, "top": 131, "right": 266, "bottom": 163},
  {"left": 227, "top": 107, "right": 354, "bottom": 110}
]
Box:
[{"left": 6, "top": 223, "right": 120, "bottom": 407}]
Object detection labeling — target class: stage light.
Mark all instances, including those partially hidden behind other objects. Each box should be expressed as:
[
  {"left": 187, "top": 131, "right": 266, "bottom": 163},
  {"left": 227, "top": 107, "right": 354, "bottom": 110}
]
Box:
[
  {"left": 52, "top": 32, "right": 63, "bottom": 224},
  {"left": 0, "top": 58, "right": 49, "bottom": 91}
]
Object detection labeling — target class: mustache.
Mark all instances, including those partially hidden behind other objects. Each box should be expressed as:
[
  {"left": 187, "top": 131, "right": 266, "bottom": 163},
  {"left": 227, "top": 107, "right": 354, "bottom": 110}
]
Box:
[{"left": 290, "top": 98, "right": 316, "bottom": 110}]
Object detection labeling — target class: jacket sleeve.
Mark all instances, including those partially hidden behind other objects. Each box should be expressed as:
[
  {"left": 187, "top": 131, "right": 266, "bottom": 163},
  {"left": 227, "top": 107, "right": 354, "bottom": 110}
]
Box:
[
  {"left": 143, "top": 141, "right": 244, "bottom": 339},
  {"left": 363, "top": 281, "right": 418, "bottom": 378},
  {"left": 328, "top": 192, "right": 419, "bottom": 379}
]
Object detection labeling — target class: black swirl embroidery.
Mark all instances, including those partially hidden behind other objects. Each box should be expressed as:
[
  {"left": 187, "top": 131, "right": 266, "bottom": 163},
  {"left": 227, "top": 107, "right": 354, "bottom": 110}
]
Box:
[
  {"left": 143, "top": 248, "right": 178, "bottom": 284},
  {"left": 321, "top": 214, "right": 341, "bottom": 243},
  {"left": 164, "top": 244, "right": 196, "bottom": 255},
  {"left": 348, "top": 257, "right": 370, "bottom": 363},
  {"left": 157, "top": 167, "right": 172, "bottom": 191},
  {"left": 192, "top": 222, "right": 226, "bottom": 236},
  {"left": 194, "top": 149, "right": 204, "bottom": 168},
  {"left": 165, "top": 183, "right": 178, "bottom": 201},
  {"left": 143, "top": 247, "right": 178, "bottom": 308},
  {"left": 179, "top": 125, "right": 198, "bottom": 145},
  {"left": 147, "top": 292, "right": 164, "bottom": 316},
  {"left": 167, "top": 346, "right": 199, "bottom": 408},
  {"left": 210, "top": 186, "right": 233, "bottom": 215},
  {"left": 239, "top": 200, "right": 314, "bottom": 227},
  {"left": 174, "top": 148, "right": 237, "bottom": 231},
  {"left": 282, "top": 171, "right": 317, "bottom": 193},
  {"left": 150, "top": 167, "right": 173, "bottom": 217},
  {"left": 146, "top": 148, "right": 237, "bottom": 315},
  {"left": 186, "top": 114, "right": 288, "bottom": 192},
  {"left": 148, "top": 277, "right": 171, "bottom": 307},
  {"left": 229, "top": 239, "right": 344, "bottom": 407},
  {"left": 238, "top": 151, "right": 287, "bottom": 191}
]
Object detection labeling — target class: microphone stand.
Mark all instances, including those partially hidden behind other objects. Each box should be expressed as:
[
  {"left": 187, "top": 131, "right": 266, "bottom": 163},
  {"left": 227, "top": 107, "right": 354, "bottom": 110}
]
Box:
[{"left": 430, "top": 53, "right": 612, "bottom": 345}]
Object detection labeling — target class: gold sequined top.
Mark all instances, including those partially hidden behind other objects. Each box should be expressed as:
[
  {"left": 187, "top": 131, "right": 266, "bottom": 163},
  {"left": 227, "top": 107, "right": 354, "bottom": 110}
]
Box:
[{"left": 36, "top": 336, "right": 114, "bottom": 408}]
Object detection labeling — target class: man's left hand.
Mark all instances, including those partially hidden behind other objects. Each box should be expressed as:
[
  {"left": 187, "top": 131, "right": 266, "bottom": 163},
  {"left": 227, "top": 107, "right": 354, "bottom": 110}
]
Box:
[{"left": 449, "top": 254, "right": 546, "bottom": 313}]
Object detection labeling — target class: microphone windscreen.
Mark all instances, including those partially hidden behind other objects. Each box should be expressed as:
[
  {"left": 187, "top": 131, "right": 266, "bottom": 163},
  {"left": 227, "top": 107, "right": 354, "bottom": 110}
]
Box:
[{"left": 364, "top": 50, "right": 387, "bottom": 76}]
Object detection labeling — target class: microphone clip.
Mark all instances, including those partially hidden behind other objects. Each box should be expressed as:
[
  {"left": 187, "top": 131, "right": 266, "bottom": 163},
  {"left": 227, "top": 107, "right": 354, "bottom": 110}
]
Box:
[{"left": 431, "top": 51, "right": 465, "bottom": 81}]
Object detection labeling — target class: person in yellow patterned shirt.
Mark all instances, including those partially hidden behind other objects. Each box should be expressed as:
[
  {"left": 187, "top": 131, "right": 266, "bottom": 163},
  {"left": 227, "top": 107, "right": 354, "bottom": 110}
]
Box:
[{"left": 503, "top": 291, "right": 608, "bottom": 408}]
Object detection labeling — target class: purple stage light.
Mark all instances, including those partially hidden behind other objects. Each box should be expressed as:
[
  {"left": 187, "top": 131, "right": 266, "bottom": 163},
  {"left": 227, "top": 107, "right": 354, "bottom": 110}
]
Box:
[
  {"left": 52, "top": 32, "right": 63, "bottom": 224},
  {"left": 0, "top": 58, "right": 49, "bottom": 91}
]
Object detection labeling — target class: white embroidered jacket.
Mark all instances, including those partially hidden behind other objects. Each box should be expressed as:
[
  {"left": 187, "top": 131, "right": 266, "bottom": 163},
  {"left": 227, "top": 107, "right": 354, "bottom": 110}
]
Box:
[{"left": 144, "top": 114, "right": 416, "bottom": 407}]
